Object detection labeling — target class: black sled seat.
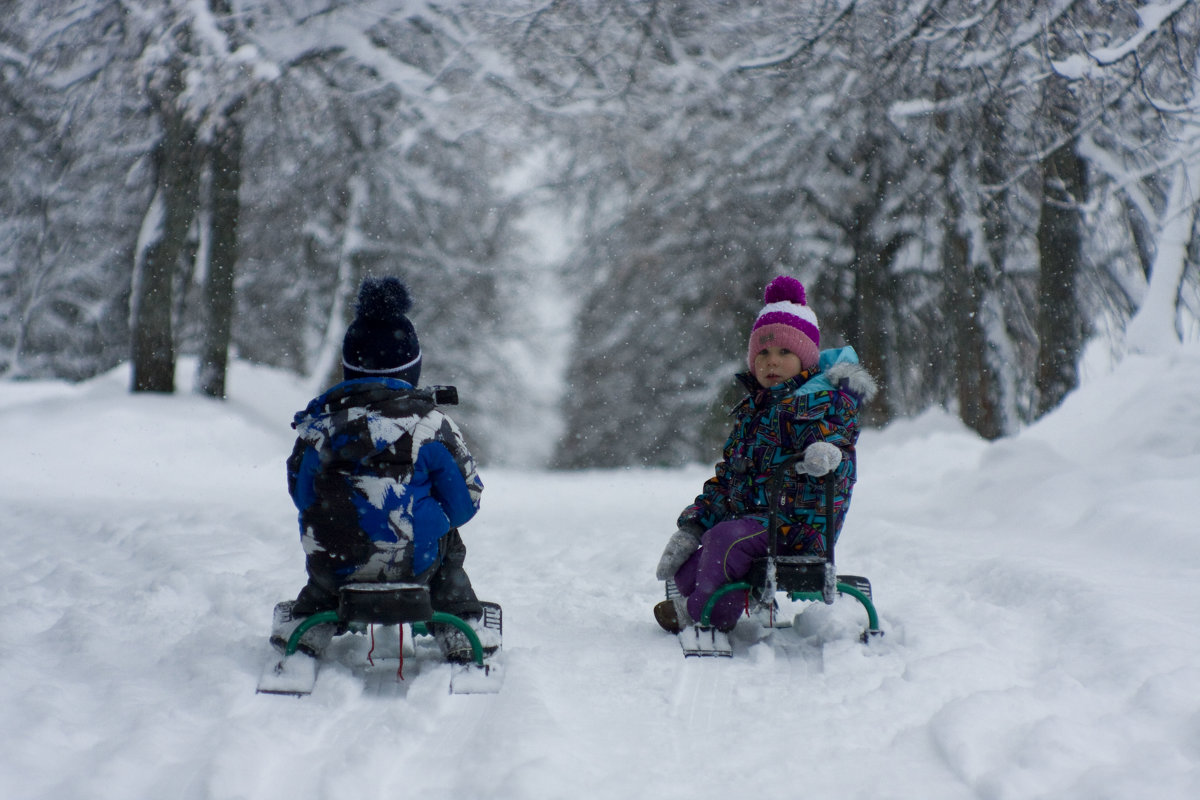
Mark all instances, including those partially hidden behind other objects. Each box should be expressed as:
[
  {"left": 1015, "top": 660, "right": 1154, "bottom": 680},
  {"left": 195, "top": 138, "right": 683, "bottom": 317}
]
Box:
[
  {"left": 698, "top": 470, "right": 882, "bottom": 642},
  {"left": 280, "top": 582, "right": 493, "bottom": 667}
]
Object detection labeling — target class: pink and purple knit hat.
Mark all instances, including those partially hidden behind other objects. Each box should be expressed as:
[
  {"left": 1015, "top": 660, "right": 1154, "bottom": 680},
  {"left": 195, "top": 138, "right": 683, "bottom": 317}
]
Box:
[{"left": 747, "top": 275, "right": 820, "bottom": 374}]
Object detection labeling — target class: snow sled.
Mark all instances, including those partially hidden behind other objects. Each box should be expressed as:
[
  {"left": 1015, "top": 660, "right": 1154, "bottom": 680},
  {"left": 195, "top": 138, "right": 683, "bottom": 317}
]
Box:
[
  {"left": 257, "top": 582, "right": 502, "bottom": 696},
  {"left": 675, "top": 466, "right": 882, "bottom": 658}
]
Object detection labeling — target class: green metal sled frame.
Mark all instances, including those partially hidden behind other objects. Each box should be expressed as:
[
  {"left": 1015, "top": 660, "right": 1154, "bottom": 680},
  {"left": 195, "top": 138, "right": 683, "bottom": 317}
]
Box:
[
  {"left": 284, "top": 610, "right": 487, "bottom": 666},
  {"left": 699, "top": 579, "right": 882, "bottom": 638}
]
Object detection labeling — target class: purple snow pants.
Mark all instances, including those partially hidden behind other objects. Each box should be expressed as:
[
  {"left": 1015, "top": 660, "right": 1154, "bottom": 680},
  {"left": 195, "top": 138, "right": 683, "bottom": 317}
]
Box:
[{"left": 673, "top": 518, "right": 769, "bottom": 631}]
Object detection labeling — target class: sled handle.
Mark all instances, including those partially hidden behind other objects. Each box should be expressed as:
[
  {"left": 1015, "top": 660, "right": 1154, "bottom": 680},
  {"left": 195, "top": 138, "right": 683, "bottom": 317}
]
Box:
[{"left": 823, "top": 471, "right": 836, "bottom": 570}]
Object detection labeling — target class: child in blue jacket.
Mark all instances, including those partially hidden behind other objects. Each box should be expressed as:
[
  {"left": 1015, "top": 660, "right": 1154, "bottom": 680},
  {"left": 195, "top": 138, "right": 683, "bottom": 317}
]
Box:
[
  {"left": 270, "top": 277, "right": 488, "bottom": 662},
  {"left": 654, "top": 275, "right": 876, "bottom": 633}
]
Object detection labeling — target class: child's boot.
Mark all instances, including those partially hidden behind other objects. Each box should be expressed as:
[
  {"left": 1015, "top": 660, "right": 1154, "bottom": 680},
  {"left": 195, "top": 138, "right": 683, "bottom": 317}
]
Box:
[
  {"left": 269, "top": 600, "right": 335, "bottom": 657},
  {"left": 433, "top": 616, "right": 500, "bottom": 664},
  {"left": 653, "top": 596, "right": 693, "bottom": 633}
]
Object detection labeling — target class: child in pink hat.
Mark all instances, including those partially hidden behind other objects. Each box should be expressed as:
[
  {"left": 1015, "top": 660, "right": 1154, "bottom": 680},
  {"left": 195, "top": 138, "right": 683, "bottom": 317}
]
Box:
[{"left": 654, "top": 275, "right": 877, "bottom": 634}]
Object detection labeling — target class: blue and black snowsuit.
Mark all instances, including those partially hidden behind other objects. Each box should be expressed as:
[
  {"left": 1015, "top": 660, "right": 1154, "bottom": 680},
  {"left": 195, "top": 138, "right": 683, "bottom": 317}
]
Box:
[{"left": 286, "top": 377, "right": 484, "bottom": 619}]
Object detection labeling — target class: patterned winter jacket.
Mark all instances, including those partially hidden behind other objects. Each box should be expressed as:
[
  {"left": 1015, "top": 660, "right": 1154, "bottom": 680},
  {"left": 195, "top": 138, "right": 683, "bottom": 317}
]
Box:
[
  {"left": 287, "top": 378, "right": 483, "bottom": 586},
  {"left": 677, "top": 347, "right": 875, "bottom": 555}
]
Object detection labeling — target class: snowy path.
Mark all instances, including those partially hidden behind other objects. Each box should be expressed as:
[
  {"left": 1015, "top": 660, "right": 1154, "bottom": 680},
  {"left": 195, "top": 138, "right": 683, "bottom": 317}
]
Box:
[{"left": 1, "top": 354, "right": 1198, "bottom": 799}]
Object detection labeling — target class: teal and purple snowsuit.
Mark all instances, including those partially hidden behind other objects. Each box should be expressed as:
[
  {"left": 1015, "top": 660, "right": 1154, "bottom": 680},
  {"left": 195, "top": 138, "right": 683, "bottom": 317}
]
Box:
[{"left": 673, "top": 347, "right": 873, "bottom": 629}]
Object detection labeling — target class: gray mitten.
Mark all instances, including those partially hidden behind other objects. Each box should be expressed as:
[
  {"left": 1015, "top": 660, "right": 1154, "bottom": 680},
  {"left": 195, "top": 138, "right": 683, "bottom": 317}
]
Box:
[
  {"left": 655, "top": 526, "right": 701, "bottom": 581},
  {"left": 800, "top": 441, "right": 843, "bottom": 476}
]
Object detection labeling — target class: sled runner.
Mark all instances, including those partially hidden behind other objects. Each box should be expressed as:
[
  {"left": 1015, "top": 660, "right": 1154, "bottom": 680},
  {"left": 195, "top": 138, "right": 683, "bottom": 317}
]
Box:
[
  {"left": 257, "top": 583, "right": 502, "bottom": 695},
  {"left": 676, "top": 466, "right": 882, "bottom": 658}
]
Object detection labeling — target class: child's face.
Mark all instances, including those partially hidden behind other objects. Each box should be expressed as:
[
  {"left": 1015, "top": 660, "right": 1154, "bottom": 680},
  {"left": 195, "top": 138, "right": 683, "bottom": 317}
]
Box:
[{"left": 753, "top": 346, "right": 804, "bottom": 388}]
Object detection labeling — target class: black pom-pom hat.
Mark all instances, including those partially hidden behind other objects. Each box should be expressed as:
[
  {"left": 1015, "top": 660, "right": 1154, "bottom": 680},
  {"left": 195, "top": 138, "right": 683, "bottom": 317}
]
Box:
[{"left": 341, "top": 277, "right": 422, "bottom": 385}]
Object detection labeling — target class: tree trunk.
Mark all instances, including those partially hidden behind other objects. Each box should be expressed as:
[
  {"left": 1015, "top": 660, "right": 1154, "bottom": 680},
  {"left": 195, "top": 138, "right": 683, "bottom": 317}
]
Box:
[
  {"left": 309, "top": 174, "right": 368, "bottom": 392},
  {"left": 1125, "top": 157, "right": 1199, "bottom": 355},
  {"left": 1124, "top": 49, "right": 1200, "bottom": 356},
  {"left": 848, "top": 224, "right": 901, "bottom": 428},
  {"left": 131, "top": 104, "right": 201, "bottom": 394},
  {"left": 943, "top": 170, "right": 1003, "bottom": 441},
  {"left": 1035, "top": 137, "right": 1088, "bottom": 417},
  {"left": 934, "top": 88, "right": 1005, "bottom": 440},
  {"left": 973, "top": 103, "right": 1011, "bottom": 439},
  {"left": 198, "top": 118, "right": 242, "bottom": 399}
]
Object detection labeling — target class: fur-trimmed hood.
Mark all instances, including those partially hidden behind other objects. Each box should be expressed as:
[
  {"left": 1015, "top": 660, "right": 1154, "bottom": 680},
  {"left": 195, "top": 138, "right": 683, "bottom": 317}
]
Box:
[
  {"left": 735, "top": 346, "right": 877, "bottom": 407},
  {"left": 823, "top": 355, "right": 878, "bottom": 403}
]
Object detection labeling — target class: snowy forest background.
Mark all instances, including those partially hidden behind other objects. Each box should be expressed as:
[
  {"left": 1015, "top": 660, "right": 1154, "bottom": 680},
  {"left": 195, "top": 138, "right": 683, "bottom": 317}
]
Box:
[{"left": 3, "top": 0, "right": 1199, "bottom": 468}]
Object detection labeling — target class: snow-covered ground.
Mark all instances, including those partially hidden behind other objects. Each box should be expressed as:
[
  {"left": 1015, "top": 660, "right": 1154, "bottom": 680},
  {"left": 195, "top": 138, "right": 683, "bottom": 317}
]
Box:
[{"left": 2, "top": 349, "right": 1198, "bottom": 800}]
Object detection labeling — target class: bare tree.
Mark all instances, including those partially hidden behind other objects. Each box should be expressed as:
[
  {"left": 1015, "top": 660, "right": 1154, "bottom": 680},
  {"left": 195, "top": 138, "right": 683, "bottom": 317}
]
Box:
[
  {"left": 1035, "top": 74, "right": 1089, "bottom": 416},
  {"left": 131, "top": 38, "right": 203, "bottom": 393}
]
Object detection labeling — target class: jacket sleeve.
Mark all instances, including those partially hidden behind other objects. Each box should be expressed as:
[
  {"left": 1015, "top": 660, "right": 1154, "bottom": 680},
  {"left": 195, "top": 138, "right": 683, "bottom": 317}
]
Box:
[
  {"left": 285, "top": 437, "right": 319, "bottom": 512},
  {"left": 417, "top": 412, "right": 483, "bottom": 528}
]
